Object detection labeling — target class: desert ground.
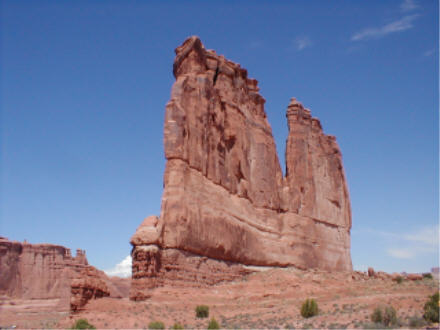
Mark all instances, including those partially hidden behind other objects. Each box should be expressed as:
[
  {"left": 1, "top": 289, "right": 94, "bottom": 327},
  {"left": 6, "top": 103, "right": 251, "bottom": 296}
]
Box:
[{"left": 1, "top": 267, "right": 438, "bottom": 329}]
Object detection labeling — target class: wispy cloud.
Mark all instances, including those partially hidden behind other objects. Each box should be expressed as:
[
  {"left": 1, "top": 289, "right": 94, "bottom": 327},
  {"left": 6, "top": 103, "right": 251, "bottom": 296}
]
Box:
[
  {"left": 294, "top": 36, "right": 312, "bottom": 51},
  {"left": 359, "top": 225, "right": 439, "bottom": 260},
  {"left": 387, "top": 244, "right": 437, "bottom": 259},
  {"left": 105, "top": 255, "right": 132, "bottom": 278},
  {"left": 403, "top": 226, "right": 438, "bottom": 246},
  {"left": 423, "top": 48, "right": 436, "bottom": 57},
  {"left": 387, "top": 248, "right": 415, "bottom": 259},
  {"left": 351, "top": 14, "right": 419, "bottom": 41},
  {"left": 400, "top": 0, "right": 419, "bottom": 12},
  {"left": 248, "top": 40, "right": 263, "bottom": 49}
]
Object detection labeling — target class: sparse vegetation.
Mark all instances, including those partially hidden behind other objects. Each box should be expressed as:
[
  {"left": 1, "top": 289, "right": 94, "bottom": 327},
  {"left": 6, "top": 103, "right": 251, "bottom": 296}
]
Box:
[
  {"left": 196, "top": 305, "right": 210, "bottom": 318},
  {"left": 423, "top": 292, "right": 439, "bottom": 323},
  {"left": 148, "top": 321, "right": 165, "bottom": 329},
  {"left": 394, "top": 276, "right": 403, "bottom": 284},
  {"left": 422, "top": 273, "right": 433, "bottom": 279},
  {"left": 207, "top": 318, "right": 220, "bottom": 329},
  {"left": 408, "top": 315, "right": 427, "bottom": 328},
  {"left": 300, "top": 298, "right": 319, "bottom": 318},
  {"left": 71, "top": 319, "right": 96, "bottom": 329},
  {"left": 371, "top": 307, "right": 383, "bottom": 324},
  {"left": 370, "top": 305, "right": 397, "bottom": 327},
  {"left": 382, "top": 306, "right": 397, "bottom": 327},
  {"left": 171, "top": 323, "right": 184, "bottom": 329}
]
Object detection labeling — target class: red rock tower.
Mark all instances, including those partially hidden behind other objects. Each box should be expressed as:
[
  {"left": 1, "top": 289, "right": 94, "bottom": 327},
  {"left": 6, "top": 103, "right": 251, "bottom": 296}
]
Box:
[{"left": 130, "top": 37, "right": 352, "bottom": 300}]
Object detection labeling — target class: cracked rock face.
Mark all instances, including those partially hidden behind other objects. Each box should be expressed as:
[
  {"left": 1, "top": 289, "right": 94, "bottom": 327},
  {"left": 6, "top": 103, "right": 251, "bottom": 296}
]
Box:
[{"left": 131, "top": 36, "right": 352, "bottom": 300}]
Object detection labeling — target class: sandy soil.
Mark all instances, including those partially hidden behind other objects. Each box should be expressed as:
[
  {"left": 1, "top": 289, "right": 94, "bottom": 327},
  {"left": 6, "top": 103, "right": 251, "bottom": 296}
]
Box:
[{"left": 1, "top": 268, "right": 438, "bottom": 329}]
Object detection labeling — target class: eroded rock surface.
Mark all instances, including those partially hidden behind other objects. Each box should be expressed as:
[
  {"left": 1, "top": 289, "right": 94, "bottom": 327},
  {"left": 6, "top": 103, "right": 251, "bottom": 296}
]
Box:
[
  {"left": 70, "top": 267, "right": 110, "bottom": 312},
  {"left": 131, "top": 36, "right": 352, "bottom": 300},
  {"left": 0, "top": 237, "right": 123, "bottom": 311}
]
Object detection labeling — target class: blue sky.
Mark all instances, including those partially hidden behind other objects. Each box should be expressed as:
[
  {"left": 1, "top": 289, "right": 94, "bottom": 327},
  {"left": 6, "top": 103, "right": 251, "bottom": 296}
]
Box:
[{"left": 1, "top": 0, "right": 438, "bottom": 276}]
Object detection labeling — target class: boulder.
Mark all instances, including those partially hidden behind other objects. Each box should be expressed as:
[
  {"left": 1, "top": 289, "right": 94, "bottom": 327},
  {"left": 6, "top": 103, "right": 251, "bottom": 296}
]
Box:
[{"left": 406, "top": 273, "right": 423, "bottom": 281}]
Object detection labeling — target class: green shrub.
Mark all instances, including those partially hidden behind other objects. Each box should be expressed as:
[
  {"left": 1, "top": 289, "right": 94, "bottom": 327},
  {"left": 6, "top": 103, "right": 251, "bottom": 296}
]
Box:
[
  {"left": 301, "top": 299, "right": 318, "bottom": 318},
  {"left": 196, "top": 305, "right": 209, "bottom": 318},
  {"left": 423, "top": 292, "right": 439, "bottom": 323},
  {"left": 71, "top": 319, "right": 96, "bottom": 329},
  {"left": 370, "top": 305, "right": 397, "bottom": 327},
  {"left": 371, "top": 307, "right": 383, "bottom": 323},
  {"left": 207, "top": 318, "right": 220, "bottom": 329},
  {"left": 423, "top": 273, "right": 433, "bottom": 279},
  {"left": 148, "top": 321, "right": 165, "bottom": 329},
  {"left": 171, "top": 323, "right": 184, "bottom": 329}
]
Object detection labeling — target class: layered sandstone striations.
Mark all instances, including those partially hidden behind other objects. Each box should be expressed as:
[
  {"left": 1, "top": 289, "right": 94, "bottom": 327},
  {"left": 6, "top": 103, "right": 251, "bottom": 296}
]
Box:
[
  {"left": 131, "top": 37, "right": 352, "bottom": 299},
  {"left": 0, "top": 237, "right": 121, "bottom": 311}
]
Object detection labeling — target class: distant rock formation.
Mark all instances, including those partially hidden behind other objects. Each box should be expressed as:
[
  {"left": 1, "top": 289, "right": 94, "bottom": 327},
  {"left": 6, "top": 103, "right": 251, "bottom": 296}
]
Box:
[
  {"left": 0, "top": 237, "right": 126, "bottom": 311},
  {"left": 70, "top": 267, "right": 110, "bottom": 312},
  {"left": 130, "top": 36, "right": 352, "bottom": 300}
]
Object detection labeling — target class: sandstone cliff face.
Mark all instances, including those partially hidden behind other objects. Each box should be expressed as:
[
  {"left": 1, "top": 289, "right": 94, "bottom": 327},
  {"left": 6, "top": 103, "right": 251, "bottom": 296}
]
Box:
[
  {"left": 131, "top": 37, "right": 352, "bottom": 299},
  {"left": 0, "top": 237, "right": 120, "bottom": 311}
]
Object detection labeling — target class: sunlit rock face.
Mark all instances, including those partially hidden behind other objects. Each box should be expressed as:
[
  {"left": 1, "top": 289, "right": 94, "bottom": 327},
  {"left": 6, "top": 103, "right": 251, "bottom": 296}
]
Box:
[{"left": 130, "top": 36, "right": 352, "bottom": 300}]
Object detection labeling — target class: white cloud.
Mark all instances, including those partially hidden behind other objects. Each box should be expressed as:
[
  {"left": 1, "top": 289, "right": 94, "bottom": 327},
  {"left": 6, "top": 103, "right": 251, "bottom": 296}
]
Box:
[
  {"left": 403, "top": 225, "right": 439, "bottom": 246},
  {"left": 400, "top": 0, "right": 419, "bottom": 12},
  {"left": 351, "top": 14, "right": 419, "bottom": 41},
  {"left": 387, "top": 248, "right": 415, "bottom": 259},
  {"left": 105, "top": 255, "right": 132, "bottom": 278},
  {"left": 294, "top": 36, "right": 312, "bottom": 51},
  {"left": 361, "top": 224, "right": 439, "bottom": 260}
]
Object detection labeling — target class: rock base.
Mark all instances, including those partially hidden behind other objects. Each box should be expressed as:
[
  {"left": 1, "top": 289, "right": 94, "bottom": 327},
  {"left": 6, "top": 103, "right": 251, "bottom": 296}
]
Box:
[{"left": 130, "top": 247, "right": 253, "bottom": 301}]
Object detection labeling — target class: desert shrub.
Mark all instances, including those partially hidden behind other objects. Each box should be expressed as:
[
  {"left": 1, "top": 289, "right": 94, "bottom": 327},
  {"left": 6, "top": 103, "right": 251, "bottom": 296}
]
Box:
[
  {"left": 196, "top": 305, "right": 209, "bottom": 318},
  {"left": 423, "top": 292, "right": 439, "bottom": 323},
  {"left": 207, "top": 318, "right": 220, "bottom": 329},
  {"left": 148, "top": 321, "right": 165, "bottom": 329},
  {"left": 422, "top": 273, "right": 433, "bottom": 279},
  {"left": 408, "top": 316, "right": 427, "bottom": 328},
  {"left": 370, "top": 305, "right": 397, "bottom": 327},
  {"left": 71, "top": 319, "right": 96, "bottom": 329},
  {"left": 395, "top": 276, "right": 403, "bottom": 284},
  {"left": 382, "top": 306, "right": 397, "bottom": 326},
  {"left": 362, "top": 322, "right": 386, "bottom": 329},
  {"left": 371, "top": 307, "right": 383, "bottom": 323},
  {"left": 301, "top": 298, "right": 319, "bottom": 318},
  {"left": 171, "top": 323, "right": 184, "bottom": 329}
]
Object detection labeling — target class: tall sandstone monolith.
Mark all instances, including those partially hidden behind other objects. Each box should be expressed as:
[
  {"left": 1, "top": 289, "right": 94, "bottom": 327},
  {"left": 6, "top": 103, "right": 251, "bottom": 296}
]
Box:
[{"left": 130, "top": 36, "right": 352, "bottom": 300}]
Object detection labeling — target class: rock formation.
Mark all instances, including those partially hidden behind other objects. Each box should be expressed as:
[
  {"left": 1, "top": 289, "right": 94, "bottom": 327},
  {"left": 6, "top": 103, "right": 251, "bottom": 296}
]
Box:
[
  {"left": 131, "top": 36, "right": 352, "bottom": 300},
  {"left": 70, "top": 267, "right": 110, "bottom": 312},
  {"left": 0, "top": 237, "right": 124, "bottom": 311}
]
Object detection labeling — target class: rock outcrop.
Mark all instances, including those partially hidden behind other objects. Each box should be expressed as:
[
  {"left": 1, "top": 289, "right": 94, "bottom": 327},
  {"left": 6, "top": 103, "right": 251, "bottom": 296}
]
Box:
[
  {"left": 0, "top": 237, "right": 122, "bottom": 311},
  {"left": 70, "top": 267, "right": 110, "bottom": 312},
  {"left": 131, "top": 36, "right": 352, "bottom": 300}
]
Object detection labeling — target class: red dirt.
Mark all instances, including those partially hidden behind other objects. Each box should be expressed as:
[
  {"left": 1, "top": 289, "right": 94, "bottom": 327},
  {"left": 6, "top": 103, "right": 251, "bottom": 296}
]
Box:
[{"left": 1, "top": 268, "right": 438, "bottom": 329}]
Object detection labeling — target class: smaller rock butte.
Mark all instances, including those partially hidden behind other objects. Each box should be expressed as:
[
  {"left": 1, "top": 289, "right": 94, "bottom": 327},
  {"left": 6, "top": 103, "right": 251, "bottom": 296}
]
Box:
[
  {"left": 130, "top": 36, "right": 352, "bottom": 300},
  {"left": 0, "top": 237, "right": 127, "bottom": 311}
]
